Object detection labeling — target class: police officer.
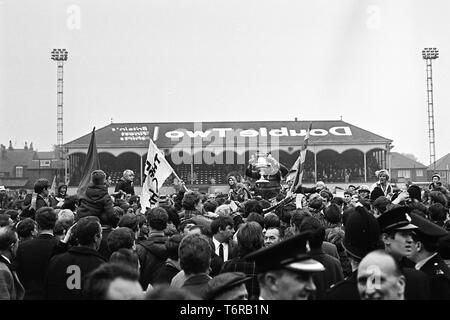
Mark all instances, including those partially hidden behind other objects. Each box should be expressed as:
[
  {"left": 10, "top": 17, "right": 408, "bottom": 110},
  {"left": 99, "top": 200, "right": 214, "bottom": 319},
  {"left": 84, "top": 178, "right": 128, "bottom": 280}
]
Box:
[
  {"left": 409, "top": 212, "right": 450, "bottom": 300},
  {"left": 245, "top": 231, "right": 324, "bottom": 300}
]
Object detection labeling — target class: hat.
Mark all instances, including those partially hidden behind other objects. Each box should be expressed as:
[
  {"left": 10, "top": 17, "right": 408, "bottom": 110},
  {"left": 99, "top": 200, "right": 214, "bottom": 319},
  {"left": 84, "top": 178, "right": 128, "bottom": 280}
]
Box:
[
  {"left": 377, "top": 206, "right": 418, "bottom": 232},
  {"left": 409, "top": 212, "right": 448, "bottom": 243},
  {"left": 343, "top": 205, "right": 382, "bottom": 260},
  {"left": 0, "top": 186, "right": 5, "bottom": 191},
  {"left": 319, "top": 190, "right": 333, "bottom": 201},
  {"left": 205, "top": 272, "right": 251, "bottom": 300},
  {"left": 358, "top": 185, "right": 370, "bottom": 193},
  {"left": 245, "top": 231, "right": 324, "bottom": 273},
  {"left": 432, "top": 173, "right": 441, "bottom": 180}
]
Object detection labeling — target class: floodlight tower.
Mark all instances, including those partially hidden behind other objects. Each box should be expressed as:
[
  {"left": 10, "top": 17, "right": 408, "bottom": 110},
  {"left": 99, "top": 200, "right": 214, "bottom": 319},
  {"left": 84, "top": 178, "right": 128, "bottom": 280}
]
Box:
[
  {"left": 51, "top": 48, "right": 69, "bottom": 184},
  {"left": 422, "top": 47, "right": 439, "bottom": 171}
]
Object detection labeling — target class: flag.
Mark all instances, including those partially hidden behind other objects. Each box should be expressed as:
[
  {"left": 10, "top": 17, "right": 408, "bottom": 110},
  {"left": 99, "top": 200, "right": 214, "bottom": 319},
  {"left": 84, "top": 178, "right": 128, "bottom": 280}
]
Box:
[
  {"left": 286, "top": 122, "right": 312, "bottom": 193},
  {"left": 49, "top": 175, "right": 57, "bottom": 195},
  {"left": 77, "top": 128, "right": 100, "bottom": 197},
  {"left": 140, "top": 139, "right": 174, "bottom": 213}
]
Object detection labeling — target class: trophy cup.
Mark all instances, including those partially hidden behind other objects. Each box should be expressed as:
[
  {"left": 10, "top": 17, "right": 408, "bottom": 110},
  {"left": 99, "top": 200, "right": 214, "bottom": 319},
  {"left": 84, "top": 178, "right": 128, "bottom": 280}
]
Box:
[{"left": 250, "top": 152, "right": 280, "bottom": 184}]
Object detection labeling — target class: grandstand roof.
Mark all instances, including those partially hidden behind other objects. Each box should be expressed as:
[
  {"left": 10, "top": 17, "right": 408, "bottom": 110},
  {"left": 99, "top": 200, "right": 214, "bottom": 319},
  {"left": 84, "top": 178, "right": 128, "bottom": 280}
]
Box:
[
  {"left": 390, "top": 152, "right": 427, "bottom": 169},
  {"left": 65, "top": 120, "right": 392, "bottom": 149}
]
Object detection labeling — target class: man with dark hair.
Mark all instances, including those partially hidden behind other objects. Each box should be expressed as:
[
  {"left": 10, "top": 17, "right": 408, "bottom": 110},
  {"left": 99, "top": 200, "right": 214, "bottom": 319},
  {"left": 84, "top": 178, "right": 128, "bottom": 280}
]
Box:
[
  {"left": 77, "top": 170, "right": 115, "bottom": 224},
  {"left": 21, "top": 178, "right": 53, "bottom": 219},
  {"left": 299, "top": 216, "right": 344, "bottom": 299},
  {"left": 264, "top": 227, "right": 283, "bottom": 247},
  {"left": 244, "top": 199, "right": 263, "bottom": 217},
  {"left": 153, "top": 234, "right": 183, "bottom": 285},
  {"left": 44, "top": 216, "right": 106, "bottom": 300},
  {"left": 221, "top": 221, "right": 264, "bottom": 299},
  {"left": 107, "top": 227, "right": 135, "bottom": 254},
  {"left": 118, "top": 213, "right": 139, "bottom": 238},
  {"left": 83, "top": 262, "right": 143, "bottom": 300},
  {"left": 15, "top": 207, "right": 60, "bottom": 299},
  {"left": 180, "top": 191, "right": 203, "bottom": 220},
  {"left": 16, "top": 218, "right": 37, "bottom": 243},
  {"left": 263, "top": 212, "right": 280, "bottom": 229},
  {"left": 210, "top": 215, "right": 236, "bottom": 263},
  {"left": 180, "top": 234, "right": 212, "bottom": 299},
  {"left": 372, "top": 196, "right": 391, "bottom": 218},
  {"left": 428, "top": 203, "right": 447, "bottom": 227},
  {"left": 109, "top": 248, "right": 140, "bottom": 273},
  {"left": 409, "top": 212, "right": 450, "bottom": 299},
  {"left": 136, "top": 207, "right": 169, "bottom": 289},
  {"left": 0, "top": 226, "right": 24, "bottom": 299},
  {"left": 357, "top": 250, "right": 406, "bottom": 300}
]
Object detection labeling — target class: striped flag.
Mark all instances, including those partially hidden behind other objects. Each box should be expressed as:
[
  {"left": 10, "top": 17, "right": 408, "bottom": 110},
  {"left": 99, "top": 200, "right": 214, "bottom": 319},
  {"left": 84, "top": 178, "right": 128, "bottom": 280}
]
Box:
[{"left": 286, "top": 122, "right": 312, "bottom": 193}]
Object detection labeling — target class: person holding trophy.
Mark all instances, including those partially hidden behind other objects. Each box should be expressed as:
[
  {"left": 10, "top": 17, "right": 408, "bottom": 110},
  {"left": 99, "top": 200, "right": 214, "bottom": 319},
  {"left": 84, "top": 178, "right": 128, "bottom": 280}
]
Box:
[{"left": 245, "top": 152, "right": 289, "bottom": 201}]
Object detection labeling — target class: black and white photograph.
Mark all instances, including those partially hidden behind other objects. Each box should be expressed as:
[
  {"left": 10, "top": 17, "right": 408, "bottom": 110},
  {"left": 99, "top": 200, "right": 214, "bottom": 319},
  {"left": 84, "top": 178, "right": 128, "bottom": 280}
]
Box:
[{"left": 0, "top": 0, "right": 449, "bottom": 308}]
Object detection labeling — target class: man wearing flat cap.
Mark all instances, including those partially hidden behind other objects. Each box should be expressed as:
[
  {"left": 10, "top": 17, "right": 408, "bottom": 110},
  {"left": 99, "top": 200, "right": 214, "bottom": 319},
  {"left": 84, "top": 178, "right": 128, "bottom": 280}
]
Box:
[
  {"left": 245, "top": 231, "right": 324, "bottom": 300},
  {"left": 205, "top": 272, "right": 250, "bottom": 300},
  {"left": 409, "top": 212, "right": 450, "bottom": 299}
]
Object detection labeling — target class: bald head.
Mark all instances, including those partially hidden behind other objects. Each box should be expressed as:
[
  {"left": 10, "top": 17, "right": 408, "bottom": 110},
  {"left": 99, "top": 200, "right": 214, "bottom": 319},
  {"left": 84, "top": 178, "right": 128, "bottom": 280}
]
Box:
[{"left": 357, "top": 250, "right": 405, "bottom": 300}]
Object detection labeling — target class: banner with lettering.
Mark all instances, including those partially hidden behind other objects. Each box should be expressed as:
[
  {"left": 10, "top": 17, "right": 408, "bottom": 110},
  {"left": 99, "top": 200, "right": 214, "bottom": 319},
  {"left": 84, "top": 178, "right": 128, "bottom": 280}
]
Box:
[{"left": 140, "top": 139, "right": 174, "bottom": 213}]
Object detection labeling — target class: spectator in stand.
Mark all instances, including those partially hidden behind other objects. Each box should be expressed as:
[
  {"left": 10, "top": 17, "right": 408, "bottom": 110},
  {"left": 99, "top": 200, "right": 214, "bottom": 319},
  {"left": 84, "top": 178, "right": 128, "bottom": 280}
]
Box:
[{"left": 114, "top": 169, "right": 135, "bottom": 196}]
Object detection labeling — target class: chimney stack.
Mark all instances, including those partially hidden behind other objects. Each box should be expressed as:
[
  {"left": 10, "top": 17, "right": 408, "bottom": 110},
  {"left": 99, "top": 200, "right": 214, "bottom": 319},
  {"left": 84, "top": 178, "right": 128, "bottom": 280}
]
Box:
[{"left": 8, "top": 140, "right": 13, "bottom": 150}]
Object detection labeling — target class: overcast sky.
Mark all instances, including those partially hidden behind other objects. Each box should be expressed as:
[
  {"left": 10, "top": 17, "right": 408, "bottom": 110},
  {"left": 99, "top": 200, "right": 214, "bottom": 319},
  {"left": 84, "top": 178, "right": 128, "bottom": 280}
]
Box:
[{"left": 1, "top": 0, "right": 449, "bottom": 165}]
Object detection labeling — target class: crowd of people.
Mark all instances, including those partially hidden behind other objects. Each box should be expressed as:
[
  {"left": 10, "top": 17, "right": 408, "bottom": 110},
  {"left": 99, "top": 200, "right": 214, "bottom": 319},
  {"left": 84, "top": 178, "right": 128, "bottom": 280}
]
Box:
[{"left": 0, "top": 167, "right": 449, "bottom": 300}]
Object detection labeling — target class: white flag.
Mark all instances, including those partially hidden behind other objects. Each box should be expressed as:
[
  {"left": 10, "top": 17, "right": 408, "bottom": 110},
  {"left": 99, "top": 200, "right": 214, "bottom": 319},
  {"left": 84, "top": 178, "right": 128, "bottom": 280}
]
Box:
[{"left": 140, "top": 139, "right": 174, "bottom": 213}]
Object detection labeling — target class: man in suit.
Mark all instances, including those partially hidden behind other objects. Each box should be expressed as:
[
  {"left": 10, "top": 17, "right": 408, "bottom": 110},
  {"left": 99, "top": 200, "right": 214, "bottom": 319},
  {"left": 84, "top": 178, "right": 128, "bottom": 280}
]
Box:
[
  {"left": 245, "top": 231, "right": 324, "bottom": 300},
  {"left": 15, "top": 207, "right": 60, "bottom": 299},
  {"left": 357, "top": 250, "right": 406, "bottom": 300},
  {"left": 210, "top": 215, "right": 237, "bottom": 263},
  {"left": 0, "top": 226, "right": 24, "bottom": 300},
  {"left": 409, "top": 212, "right": 450, "bottom": 299}
]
